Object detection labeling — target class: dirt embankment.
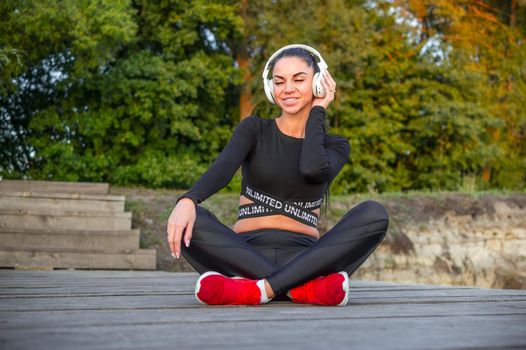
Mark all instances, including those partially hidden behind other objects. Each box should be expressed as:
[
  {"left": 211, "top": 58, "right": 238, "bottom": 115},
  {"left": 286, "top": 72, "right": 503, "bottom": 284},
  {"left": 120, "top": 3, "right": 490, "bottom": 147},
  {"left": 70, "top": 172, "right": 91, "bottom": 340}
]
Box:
[{"left": 111, "top": 188, "right": 526, "bottom": 289}]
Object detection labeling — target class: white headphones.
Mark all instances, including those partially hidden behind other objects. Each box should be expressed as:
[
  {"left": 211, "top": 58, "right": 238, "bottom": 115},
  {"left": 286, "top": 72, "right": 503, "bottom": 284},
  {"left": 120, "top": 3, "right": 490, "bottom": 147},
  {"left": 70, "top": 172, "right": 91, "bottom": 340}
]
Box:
[{"left": 262, "top": 44, "right": 328, "bottom": 104}]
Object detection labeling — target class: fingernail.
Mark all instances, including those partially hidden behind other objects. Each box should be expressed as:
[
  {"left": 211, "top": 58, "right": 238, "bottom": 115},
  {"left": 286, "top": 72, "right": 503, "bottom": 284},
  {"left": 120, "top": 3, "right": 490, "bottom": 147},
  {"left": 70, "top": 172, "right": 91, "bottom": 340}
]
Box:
[
  {"left": 176, "top": 252, "right": 180, "bottom": 259},
  {"left": 171, "top": 252, "right": 176, "bottom": 259},
  {"left": 185, "top": 240, "right": 190, "bottom": 248}
]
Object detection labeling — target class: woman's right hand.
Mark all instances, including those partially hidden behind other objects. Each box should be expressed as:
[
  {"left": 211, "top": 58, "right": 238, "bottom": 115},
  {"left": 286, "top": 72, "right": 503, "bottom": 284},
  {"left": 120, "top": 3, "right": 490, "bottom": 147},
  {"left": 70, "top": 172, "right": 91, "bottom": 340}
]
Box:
[
  {"left": 311, "top": 70, "right": 336, "bottom": 110},
  {"left": 166, "top": 197, "right": 196, "bottom": 259}
]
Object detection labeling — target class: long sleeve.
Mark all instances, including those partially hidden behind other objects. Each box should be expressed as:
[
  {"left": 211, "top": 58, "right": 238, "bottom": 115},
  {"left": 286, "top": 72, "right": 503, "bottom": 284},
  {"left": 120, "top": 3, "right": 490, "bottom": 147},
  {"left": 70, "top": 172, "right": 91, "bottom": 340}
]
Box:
[
  {"left": 299, "top": 106, "right": 350, "bottom": 183},
  {"left": 177, "top": 116, "right": 259, "bottom": 206}
]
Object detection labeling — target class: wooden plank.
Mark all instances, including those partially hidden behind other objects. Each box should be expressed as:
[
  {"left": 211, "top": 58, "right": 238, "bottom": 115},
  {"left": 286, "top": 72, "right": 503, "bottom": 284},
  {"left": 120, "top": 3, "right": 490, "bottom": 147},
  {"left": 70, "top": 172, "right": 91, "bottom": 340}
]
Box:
[
  {"left": 0, "top": 270, "right": 192, "bottom": 285},
  {"left": 0, "top": 180, "right": 109, "bottom": 195},
  {"left": 0, "top": 229, "right": 140, "bottom": 251},
  {"left": 2, "top": 287, "right": 523, "bottom": 302},
  {"left": 0, "top": 279, "right": 523, "bottom": 298},
  {"left": 0, "top": 191, "right": 124, "bottom": 201},
  {"left": 0, "top": 210, "right": 132, "bottom": 231},
  {"left": 0, "top": 195, "right": 125, "bottom": 213},
  {"left": 0, "top": 269, "right": 184, "bottom": 278},
  {"left": 0, "top": 313, "right": 524, "bottom": 350},
  {"left": 0, "top": 208, "right": 131, "bottom": 217},
  {"left": 1, "top": 301, "right": 524, "bottom": 329},
  {"left": 0, "top": 249, "right": 156, "bottom": 270},
  {"left": 1, "top": 292, "right": 525, "bottom": 312}
]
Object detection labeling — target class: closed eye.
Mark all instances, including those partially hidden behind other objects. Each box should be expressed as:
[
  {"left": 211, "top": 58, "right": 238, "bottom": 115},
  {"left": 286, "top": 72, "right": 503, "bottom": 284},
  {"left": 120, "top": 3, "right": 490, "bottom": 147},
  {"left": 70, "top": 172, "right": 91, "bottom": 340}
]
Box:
[{"left": 274, "top": 80, "right": 304, "bottom": 84}]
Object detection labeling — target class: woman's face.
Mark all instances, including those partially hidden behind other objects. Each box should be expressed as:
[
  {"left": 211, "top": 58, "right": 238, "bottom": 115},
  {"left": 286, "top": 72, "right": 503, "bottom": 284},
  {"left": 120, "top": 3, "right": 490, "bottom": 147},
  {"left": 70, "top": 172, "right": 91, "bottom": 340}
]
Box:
[{"left": 272, "top": 56, "right": 314, "bottom": 115}]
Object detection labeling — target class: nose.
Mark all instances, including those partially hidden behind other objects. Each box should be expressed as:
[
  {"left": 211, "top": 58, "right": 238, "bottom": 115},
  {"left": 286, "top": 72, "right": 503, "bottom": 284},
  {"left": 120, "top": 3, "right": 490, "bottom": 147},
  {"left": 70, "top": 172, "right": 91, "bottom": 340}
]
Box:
[{"left": 284, "top": 80, "right": 295, "bottom": 93}]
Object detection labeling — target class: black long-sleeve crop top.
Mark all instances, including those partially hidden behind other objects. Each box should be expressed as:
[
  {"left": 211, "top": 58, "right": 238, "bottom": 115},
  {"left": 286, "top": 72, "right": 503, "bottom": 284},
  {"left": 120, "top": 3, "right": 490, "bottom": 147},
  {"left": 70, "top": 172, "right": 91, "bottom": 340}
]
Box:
[{"left": 177, "top": 106, "right": 350, "bottom": 228}]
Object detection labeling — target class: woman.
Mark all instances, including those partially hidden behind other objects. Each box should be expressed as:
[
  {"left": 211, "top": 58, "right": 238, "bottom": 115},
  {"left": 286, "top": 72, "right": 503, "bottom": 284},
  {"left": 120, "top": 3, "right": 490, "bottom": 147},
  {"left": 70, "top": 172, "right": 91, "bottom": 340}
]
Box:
[{"left": 166, "top": 44, "right": 389, "bottom": 306}]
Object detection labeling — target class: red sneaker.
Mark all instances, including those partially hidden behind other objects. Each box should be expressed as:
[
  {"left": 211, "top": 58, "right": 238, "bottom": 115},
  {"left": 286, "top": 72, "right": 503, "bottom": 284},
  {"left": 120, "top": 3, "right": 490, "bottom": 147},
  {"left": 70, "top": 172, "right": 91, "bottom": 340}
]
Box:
[
  {"left": 287, "top": 271, "right": 349, "bottom": 306},
  {"left": 195, "top": 271, "right": 262, "bottom": 305}
]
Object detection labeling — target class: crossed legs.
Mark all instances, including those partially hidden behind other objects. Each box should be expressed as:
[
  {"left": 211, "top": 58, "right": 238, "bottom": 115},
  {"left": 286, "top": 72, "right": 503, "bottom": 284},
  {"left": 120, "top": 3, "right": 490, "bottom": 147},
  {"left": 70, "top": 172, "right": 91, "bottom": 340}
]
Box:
[{"left": 180, "top": 200, "right": 389, "bottom": 304}]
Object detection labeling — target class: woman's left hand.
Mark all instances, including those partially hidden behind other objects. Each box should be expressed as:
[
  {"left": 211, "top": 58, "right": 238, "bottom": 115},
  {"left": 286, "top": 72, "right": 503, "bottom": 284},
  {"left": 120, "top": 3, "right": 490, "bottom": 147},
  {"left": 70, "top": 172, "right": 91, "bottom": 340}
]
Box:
[{"left": 311, "top": 70, "right": 337, "bottom": 109}]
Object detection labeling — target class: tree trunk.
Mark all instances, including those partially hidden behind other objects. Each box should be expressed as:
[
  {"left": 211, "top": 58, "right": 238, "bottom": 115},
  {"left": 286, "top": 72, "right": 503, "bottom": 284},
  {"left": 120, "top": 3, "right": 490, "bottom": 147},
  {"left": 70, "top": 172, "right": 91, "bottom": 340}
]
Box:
[
  {"left": 510, "top": 0, "right": 517, "bottom": 27},
  {"left": 237, "top": 0, "right": 255, "bottom": 121},
  {"left": 238, "top": 53, "right": 255, "bottom": 121}
]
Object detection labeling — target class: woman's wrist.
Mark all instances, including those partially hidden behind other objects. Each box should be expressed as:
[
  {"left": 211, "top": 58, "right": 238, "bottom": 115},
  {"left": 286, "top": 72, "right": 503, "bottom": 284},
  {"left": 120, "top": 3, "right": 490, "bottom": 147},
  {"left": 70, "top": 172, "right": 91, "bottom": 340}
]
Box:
[
  {"left": 310, "top": 105, "right": 327, "bottom": 113},
  {"left": 311, "top": 100, "right": 330, "bottom": 109},
  {"left": 176, "top": 195, "right": 197, "bottom": 207}
]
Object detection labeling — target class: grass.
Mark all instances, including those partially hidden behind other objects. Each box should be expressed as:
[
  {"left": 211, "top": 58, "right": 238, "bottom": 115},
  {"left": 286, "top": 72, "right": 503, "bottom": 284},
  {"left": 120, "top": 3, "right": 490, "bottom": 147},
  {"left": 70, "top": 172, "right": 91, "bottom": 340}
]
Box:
[{"left": 158, "top": 207, "right": 172, "bottom": 221}]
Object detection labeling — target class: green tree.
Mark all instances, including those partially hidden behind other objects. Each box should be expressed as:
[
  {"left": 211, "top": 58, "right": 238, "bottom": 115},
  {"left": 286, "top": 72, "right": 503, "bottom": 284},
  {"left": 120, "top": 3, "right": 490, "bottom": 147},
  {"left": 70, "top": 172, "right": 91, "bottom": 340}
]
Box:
[
  {"left": 236, "top": 0, "right": 501, "bottom": 192},
  {"left": 1, "top": 0, "right": 242, "bottom": 188},
  {"left": 395, "top": 0, "right": 526, "bottom": 189},
  {"left": 1, "top": 0, "right": 137, "bottom": 175}
]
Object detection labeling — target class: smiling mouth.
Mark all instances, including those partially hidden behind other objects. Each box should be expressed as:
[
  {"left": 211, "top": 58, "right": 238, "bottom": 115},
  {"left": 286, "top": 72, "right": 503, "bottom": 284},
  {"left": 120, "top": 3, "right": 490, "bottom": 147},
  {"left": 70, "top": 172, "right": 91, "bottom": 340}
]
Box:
[{"left": 282, "top": 97, "right": 299, "bottom": 102}]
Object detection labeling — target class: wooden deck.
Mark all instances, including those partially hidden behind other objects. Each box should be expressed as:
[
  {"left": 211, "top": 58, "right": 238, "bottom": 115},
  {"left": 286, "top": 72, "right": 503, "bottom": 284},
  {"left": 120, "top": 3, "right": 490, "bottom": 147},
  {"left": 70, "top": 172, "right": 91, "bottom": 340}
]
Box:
[{"left": 1, "top": 270, "right": 525, "bottom": 350}]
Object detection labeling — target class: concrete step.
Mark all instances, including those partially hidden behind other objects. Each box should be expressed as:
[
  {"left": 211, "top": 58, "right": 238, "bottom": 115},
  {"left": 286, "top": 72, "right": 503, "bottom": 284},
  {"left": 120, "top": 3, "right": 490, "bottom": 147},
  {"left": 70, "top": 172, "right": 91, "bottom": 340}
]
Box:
[
  {"left": 0, "top": 247, "right": 156, "bottom": 270},
  {"left": 0, "top": 228, "right": 140, "bottom": 251},
  {"left": 0, "top": 209, "right": 132, "bottom": 231},
  {"left": 0, "top": 180, "right": 109, "bottom": 195},
  {"left": 0, "top": 191, "right": 125, "bottom": 212}
]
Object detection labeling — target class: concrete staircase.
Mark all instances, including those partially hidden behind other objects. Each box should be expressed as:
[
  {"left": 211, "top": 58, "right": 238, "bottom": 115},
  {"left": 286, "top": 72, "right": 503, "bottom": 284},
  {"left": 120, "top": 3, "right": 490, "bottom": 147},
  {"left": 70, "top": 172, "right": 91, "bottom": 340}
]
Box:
[{"left": 0, "top": 180, "right": 156, "bottom": 270}]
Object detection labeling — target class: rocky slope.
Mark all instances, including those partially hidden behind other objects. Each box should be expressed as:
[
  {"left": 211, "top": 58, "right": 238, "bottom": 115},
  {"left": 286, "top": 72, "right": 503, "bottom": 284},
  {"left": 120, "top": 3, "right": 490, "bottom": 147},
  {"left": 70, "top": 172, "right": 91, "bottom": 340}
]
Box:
[{"left": 112, "top": 188, "right": 526, "bottom": 289}]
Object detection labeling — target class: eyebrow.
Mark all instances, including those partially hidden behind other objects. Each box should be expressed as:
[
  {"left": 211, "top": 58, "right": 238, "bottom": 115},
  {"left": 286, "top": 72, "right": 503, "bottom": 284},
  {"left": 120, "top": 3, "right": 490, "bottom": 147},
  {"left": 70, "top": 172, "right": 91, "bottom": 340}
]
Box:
[{"left": 273, "top": 72, "right": 308, "bottom": 79}]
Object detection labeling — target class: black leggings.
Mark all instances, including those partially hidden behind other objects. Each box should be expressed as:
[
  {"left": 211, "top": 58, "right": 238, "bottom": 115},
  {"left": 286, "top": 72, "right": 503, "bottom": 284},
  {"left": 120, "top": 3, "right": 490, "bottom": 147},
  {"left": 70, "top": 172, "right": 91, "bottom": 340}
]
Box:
[{"left": 181, "top": 200, "right": 389, "bottom": 296}]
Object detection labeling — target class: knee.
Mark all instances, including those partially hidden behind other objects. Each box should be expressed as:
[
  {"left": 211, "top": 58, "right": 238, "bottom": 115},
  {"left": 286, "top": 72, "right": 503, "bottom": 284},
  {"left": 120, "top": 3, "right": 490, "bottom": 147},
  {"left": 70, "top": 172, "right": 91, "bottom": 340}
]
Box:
[
  {"left": 362, "top": 200, "right": 389, "bottom": 221},
  {"left": 357, "top": 200, "right": 389, "bottom": 234}
]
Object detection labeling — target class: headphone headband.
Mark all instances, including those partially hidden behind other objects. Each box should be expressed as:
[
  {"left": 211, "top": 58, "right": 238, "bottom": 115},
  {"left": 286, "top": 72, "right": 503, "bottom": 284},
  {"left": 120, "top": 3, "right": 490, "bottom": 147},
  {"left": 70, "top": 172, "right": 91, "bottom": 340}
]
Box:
[{"left": 261, "top": 44, "right": 328, "bottom": 80}]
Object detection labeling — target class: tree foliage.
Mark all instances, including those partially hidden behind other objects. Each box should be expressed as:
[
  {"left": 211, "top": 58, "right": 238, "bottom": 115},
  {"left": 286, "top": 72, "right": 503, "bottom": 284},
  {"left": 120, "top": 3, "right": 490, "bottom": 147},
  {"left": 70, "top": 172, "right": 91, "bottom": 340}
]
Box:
[
  {"left": 396, "top": 0, "right": 526, "bottom": 189},
  {"left": 1, "top": 0, "right": 240, "bottom": 188},
  {"left": 1, "top": 0, "right": 524, "bottom": 192}
]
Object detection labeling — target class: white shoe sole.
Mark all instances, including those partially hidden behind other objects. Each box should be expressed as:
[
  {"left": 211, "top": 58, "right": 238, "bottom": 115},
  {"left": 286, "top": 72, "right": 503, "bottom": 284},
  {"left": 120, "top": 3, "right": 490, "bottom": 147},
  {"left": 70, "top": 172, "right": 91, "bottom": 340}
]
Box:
[{"left": 337, "top": 271, "right": 350, "bottom": 306}]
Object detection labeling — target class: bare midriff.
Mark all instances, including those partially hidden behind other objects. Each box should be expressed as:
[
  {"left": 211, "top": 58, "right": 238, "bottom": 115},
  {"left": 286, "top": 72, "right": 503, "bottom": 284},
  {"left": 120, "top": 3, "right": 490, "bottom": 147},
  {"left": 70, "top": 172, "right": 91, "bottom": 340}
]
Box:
[{"left": 232, "top": 195, "right": 320, "bottom": 239}]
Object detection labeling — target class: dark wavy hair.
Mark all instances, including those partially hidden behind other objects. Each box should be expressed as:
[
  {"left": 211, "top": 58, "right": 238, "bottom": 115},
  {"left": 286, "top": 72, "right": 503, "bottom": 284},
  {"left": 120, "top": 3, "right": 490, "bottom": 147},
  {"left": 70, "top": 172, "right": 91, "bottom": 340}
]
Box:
[{"left": 269, "top": 47, "right": 319, "bottom": 74}]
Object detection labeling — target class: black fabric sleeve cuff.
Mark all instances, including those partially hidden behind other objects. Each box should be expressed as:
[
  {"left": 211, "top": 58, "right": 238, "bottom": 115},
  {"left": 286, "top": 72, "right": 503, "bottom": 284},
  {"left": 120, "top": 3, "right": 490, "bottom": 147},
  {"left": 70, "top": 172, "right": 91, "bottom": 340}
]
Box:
[
  {"left": 176, "top": 194, "right": 199, "bottom": 207},
  {"left": 310, "top": 105, "right": 327, "bottom": 115}
]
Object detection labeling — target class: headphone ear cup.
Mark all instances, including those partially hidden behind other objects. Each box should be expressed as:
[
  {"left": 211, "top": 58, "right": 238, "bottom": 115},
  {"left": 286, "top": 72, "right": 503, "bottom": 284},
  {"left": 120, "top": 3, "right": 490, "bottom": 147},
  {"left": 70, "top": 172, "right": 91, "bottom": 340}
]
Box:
[
  {"left": 264, "top": 79, "right": 275, "bottom": 104},
  {"left": 312, "top": 71, "right": 325, "bottom": 97},
  {"left": 312, "top": 72, "right": 320, "bottom": 97},
  {"left": 269, "top": 80, "right": 275, "bottom": 102}
]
